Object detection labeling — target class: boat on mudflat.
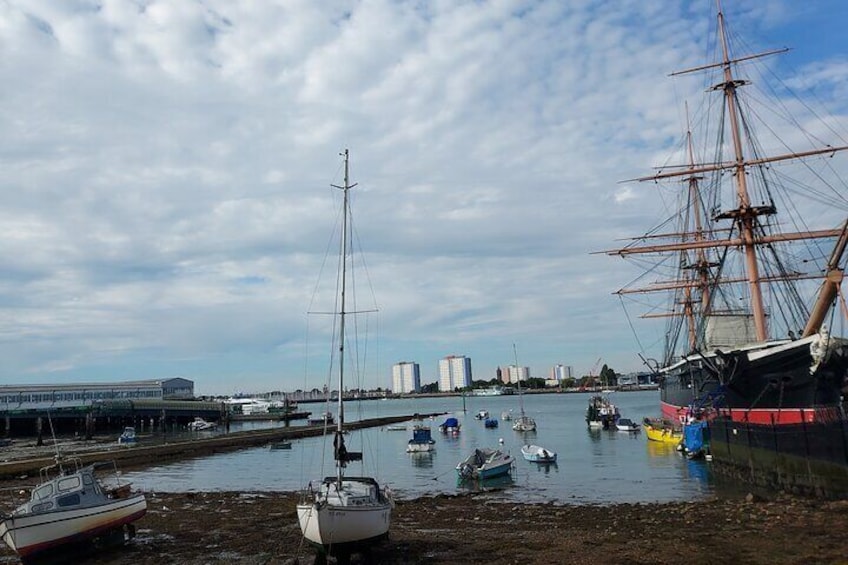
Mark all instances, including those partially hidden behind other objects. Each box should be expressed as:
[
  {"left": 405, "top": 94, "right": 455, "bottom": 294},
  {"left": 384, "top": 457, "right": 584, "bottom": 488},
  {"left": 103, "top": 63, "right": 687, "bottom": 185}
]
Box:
[
  {"left": 605, "top": 3, "right": 848, "bottom": 495},
  {"left": 296, "top": 150, "right": 392, "bottom": 554},
  {"left": 0, "top": 457, "right": 147, "bottom": 561}
]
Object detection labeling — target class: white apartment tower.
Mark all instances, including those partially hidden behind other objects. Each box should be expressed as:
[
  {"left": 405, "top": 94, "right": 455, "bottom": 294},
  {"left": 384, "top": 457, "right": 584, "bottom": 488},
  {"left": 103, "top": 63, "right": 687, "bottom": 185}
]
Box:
[
  {"left": 392, "top": 361, "right": 421, "bottom": 393},
  {"left": 438, "top": 355, "right": 472, "bottom": 391},
  {"left": 551, "top": 364, "right": 573, "bottom": 382},
  {"left": 506, "top": 365, "right": 530, "bottom": 384}
]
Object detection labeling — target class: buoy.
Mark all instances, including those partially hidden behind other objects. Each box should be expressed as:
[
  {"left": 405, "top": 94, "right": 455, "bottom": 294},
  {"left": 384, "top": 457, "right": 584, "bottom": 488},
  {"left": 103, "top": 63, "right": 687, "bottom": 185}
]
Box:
[{"left": 498, "top": 437, "right": 504, "bottom": 444}]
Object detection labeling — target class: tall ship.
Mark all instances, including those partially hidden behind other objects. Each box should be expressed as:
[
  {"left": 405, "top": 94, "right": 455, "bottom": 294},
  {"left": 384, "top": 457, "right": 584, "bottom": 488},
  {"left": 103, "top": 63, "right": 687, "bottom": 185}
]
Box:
[{"left": 606, "top": 2, "right": 848, "bottom": 495}]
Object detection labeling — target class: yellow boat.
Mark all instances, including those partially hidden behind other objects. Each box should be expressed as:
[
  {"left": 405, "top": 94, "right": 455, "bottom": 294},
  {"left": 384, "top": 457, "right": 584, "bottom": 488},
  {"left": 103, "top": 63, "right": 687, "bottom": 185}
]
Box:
[{"left": 642, "top": 418, "right": 683, "bottom": 445}]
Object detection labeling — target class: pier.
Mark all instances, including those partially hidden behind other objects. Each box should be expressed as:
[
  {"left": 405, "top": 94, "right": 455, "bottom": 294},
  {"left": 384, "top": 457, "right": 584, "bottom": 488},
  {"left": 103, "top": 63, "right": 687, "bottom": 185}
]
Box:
[{"left": 0, "top": 412, "right": 443, "bottom": 479}]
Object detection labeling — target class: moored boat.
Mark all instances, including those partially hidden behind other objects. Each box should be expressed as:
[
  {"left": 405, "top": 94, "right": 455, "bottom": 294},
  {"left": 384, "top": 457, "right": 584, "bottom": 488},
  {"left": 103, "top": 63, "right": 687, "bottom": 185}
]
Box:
[
  {"left": 520, "top": 444, "right": 557, "bottom": 463},
  {"left": 511, "top": 344, "right": 537, "bottom": 432},
  {"left": 642, "top": 418, "right": 683, "bottom": 445},
  {"left": 438, "top": 417, "right": 461, "bottom": 435},
  {"left": 0, "top": 457, "right": 147, "bottom": 561},
  {"left": 474, "top": 410, "right": 489, "bottom": 420},
  {"left": 615, "top": 418, "right": 640, "bottom": 433},
  {"left": 406, "top": 426, "right": 436, "bottom": 453},
  {"left": 585, "top": 395, "right": 619, "bottom": 430},
  {"left": 484, "top": 418, "right": 499, "bottom": 429},
  {"left": 187, "top": 417, "right": 216, "bottom": 431},
  {"left": 117, "top": 426, "right": 137, "bottom": 445},
  {"left": 456, "top": 448, "right": 514, "bottom": 480}
]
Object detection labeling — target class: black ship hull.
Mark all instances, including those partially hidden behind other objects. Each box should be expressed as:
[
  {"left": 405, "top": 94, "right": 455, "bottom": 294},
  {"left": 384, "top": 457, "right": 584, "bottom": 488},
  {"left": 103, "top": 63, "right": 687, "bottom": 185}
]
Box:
[
  {"left": 709, "top": 414, "right": 848, "bottom": 498},
  {"left": 659, "top": 333, "right": 848, "bottom": 425}
]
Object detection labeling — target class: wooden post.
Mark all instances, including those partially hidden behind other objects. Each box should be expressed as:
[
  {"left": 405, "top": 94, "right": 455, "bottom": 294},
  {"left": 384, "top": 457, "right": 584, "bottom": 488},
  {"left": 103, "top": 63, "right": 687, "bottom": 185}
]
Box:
[
  {"left": 85, "top": 413, "right": 93, "bottom": 440},
  {"left": 36, "top": 416, "right": 43, "bottom": 447}
]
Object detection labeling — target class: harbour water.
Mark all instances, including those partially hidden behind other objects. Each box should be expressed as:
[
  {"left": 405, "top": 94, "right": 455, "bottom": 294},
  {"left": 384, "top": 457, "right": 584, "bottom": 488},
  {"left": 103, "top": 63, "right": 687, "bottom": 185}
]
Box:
[{"left": 124, "top": 390, "right": 715, "bottom": 504}]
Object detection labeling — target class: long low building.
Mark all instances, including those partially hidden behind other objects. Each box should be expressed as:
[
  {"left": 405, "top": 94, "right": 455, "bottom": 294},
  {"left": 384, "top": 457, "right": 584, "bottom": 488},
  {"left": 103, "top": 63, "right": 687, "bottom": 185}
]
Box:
[{"left": 0, "top": 378, "right": 195, "bottom": 413}]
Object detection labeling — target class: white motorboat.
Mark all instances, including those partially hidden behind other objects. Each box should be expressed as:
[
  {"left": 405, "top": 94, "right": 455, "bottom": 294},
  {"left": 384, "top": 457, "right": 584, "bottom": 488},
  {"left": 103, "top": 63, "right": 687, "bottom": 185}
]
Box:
[
  {"left": 187, "top": 417, "right": 216, "bottom": 431},
  {"left": 296, "top": 150, "right": 392, "bottom": 555},
  {"left": 456, "top": 448, "right": 514, "bottom": 480},
  {"left": 616, "top": 418, "right": 640, "bottom": 433},
  {"left": 117, "top": 426, "right": 137, "bottom": 445},
  {"left": 474, "top": 410, "right": 489, "bottom": 420},
  {"left": 521, "top": 444, "right": 557, "bottom": 463},
  {"left": 405, "top": 426, "right": 436, "bottom": 453},
  {"left": 0, "top": 457, "right": 147, "bottom": 561},
  {"left": 500, "top": 409, "right": 513, "bottom": 421}
]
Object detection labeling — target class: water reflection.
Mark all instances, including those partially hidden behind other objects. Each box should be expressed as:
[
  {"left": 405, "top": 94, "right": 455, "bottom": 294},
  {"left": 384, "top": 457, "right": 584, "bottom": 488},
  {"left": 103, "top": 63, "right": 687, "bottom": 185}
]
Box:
[
  {"left": 645, "top": 440, "right": 678, "bottom": 458},
  {"left": 124, "top": 391, "right": 718, "bottom": 504},
  {"left": 456, "top": 473, "right": 515, "bottom": 493},
  {"left": 408, "top": 452, "right": 434, "bottom": 468},
  {"left": 527, "top": 461, "right": 559, "bottom": 475}
]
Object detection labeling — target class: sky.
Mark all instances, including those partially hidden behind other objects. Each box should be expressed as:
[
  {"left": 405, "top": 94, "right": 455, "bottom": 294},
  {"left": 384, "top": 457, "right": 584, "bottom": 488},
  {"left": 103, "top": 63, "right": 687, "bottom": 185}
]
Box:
[{"left": 1, "top": 0, "right": 847, "bottom": 396}]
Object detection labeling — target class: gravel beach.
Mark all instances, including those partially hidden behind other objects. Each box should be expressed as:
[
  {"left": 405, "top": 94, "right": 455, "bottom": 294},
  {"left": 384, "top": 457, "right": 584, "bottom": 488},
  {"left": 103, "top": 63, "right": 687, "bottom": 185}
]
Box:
[{"left": 2, "top": 489, "right": 844, "bottom": 565}]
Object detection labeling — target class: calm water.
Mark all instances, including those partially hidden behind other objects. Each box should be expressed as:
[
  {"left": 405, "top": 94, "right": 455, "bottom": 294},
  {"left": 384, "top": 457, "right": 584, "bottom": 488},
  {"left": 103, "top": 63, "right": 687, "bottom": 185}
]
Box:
[{"left": 124, "top": 390, "right": 714, "bottom": 504}]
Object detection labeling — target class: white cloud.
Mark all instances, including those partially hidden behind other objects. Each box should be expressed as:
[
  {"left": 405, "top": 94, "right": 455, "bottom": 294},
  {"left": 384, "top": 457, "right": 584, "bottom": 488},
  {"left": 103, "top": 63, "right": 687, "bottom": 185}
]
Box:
[{"left": 0, "top": 0, "right": 846, "bottom": 393}]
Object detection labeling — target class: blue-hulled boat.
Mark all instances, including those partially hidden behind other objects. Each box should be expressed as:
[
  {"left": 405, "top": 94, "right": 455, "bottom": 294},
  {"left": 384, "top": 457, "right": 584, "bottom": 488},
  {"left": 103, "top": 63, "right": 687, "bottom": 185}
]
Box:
[{"left": 456, "top": 448, "right": 514, "bottom": 480}]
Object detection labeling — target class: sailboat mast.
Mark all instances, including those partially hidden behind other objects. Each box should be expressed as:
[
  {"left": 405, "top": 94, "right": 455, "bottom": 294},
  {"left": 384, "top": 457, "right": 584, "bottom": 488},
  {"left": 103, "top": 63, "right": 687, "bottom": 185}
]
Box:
[
  {"left": 513, "top": 343, "right": 525, "bottom": 416},
  {"left": 335, "top": 148, "right": 354, "bottom": 486},
  {"left": 716, "top": 1, "right": 768, "bottom": 341}
]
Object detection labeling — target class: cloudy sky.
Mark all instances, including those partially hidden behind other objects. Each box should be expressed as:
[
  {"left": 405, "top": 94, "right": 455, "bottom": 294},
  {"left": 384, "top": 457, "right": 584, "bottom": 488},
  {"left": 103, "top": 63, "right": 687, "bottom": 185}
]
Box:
[{"left": 1, "top": 0, "right": 847, "bottom": 396}]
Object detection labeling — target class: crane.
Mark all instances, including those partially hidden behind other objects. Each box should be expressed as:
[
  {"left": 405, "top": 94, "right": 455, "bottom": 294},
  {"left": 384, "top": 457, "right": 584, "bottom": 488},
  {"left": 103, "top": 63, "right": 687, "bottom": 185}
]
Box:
[{"left": 580, "top": 358, "right": 602, "bottom": 391}]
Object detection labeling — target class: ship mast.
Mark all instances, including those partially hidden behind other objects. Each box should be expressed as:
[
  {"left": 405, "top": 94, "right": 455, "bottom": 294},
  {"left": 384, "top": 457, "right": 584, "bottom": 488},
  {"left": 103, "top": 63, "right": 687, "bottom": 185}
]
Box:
[
  {"left": 606, "top": 0, "right": 848, "bottom": 345},
  {"left": 681, "top": 103, "right": 712, "bottom": 350}
]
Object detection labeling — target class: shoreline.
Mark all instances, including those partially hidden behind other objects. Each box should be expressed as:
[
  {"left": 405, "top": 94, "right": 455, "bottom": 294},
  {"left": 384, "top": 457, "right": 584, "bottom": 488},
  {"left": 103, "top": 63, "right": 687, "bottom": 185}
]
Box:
[{"left": 1, "top": 490, "right": 843, "bottom": 564}]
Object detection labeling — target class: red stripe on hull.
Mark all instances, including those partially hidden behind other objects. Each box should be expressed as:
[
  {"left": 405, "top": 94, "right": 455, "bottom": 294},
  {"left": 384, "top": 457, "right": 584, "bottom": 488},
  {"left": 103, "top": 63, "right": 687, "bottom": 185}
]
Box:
[
  {"left": 16, "top": 508, "right": 147, "bottom": 558},
  {"left": 661, "top": 400, "right": 841, "bottom": 425}
]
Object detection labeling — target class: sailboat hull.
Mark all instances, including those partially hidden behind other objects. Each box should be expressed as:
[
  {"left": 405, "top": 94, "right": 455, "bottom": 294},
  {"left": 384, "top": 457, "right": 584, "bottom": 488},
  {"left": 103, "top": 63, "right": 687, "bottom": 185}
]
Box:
[{"left": 297, "top": 477, "right": 392, "bottom": 549}]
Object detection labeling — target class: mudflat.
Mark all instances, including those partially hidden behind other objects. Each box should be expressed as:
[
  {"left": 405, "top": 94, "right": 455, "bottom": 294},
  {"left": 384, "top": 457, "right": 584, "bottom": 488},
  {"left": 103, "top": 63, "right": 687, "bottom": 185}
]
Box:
[{"left": 3, "top": 490, "right": 844, "bottom": 564}]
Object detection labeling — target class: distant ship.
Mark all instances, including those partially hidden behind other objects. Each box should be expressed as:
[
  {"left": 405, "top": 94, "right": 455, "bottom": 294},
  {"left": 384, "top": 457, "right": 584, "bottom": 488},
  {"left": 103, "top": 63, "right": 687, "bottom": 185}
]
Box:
[{"left": 473, "top": 386, "right": 505, "bottom": 397}]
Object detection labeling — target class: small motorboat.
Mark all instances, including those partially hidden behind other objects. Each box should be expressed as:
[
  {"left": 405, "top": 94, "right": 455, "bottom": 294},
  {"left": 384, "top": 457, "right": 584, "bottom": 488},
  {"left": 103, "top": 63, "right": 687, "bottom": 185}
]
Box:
[
  {"left": 0, "top": 457, "right": 147, "bottom": 561},
  {"left": 456, "top": 448, "right": 514, "bottom": 480},
  {"left": 307, "top": 411, "right": 335, "bottom": 426},
  {"left": 269, "top": 440, "right": 293, "bottom": 450},
  {"left": 484, "top": 418, "right": 499, "bottom": 429},
  {"left": 616, "top": 418, "right": 640, "bottom": 432},
  {"left": 500, "top": 410, "right": 513, "bottom": 421},
  {"left": 521, "top": 444, "right": 557, "bottom": 463},
  {"left": 406, "top": 426, "right": 436, "bottom": 453},
  {"left": 438, "top": 417, "right": 461, "bottom": 435},
  {"left": 643, "top": 417, "right": 683, "bottom": 445},
  {"left": 474, "top": 410, "right": 489, "bottom": 420},
  {"left": 187, "top": 417, "right": 217, "bottom": 431},
  {"left": 117, "top": 426, "right": 138, "bottom": 445}
]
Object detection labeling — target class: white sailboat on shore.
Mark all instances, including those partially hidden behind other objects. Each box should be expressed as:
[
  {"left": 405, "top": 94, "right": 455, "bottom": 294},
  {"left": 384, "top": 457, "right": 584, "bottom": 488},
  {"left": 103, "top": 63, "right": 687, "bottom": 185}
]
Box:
[{"left": 296, "top": 150, "right": 393, "bottom": 555}]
